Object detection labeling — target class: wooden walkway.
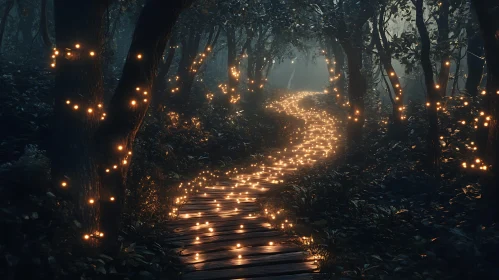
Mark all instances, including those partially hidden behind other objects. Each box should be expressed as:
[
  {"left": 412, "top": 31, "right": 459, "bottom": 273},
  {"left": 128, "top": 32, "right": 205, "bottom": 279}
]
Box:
[{"left": 166, "top": 93, "right": 338, "bottom": 280}]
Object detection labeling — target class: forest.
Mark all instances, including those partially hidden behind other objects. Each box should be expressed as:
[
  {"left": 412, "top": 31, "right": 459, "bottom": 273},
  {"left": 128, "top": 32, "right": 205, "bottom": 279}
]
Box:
[{"left": 0, "top": 0, "right": 498, "bottom": 279}]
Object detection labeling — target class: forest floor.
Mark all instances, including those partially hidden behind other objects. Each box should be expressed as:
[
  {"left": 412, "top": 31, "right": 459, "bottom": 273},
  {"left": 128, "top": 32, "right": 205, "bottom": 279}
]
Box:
[{"left": 264, "top": 94, "right": 499, "bottom": 280}]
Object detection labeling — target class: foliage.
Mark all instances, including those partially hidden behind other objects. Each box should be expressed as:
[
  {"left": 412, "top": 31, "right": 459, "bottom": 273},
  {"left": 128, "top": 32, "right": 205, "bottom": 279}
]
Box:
[{"left": 264, "top": 94, "right": 499, "bottom": 279}]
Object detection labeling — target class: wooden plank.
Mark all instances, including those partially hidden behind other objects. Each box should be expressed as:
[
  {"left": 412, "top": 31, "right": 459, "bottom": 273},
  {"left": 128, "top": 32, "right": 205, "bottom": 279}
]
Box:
[
  {"left": 171, "top": 221, "right": 272, "bottom": 234},
  {"left": 167, "top": 215, "right": 261, "bottom": 227},
  {"left": 185, "top": 251, "right": 312, "bottom": 272},
  {"left": 179, "top": 204, "right": 260, "bottom": 211},
  {"left": 184, "top": 199, "right": 256, "bottom": 205},
  {"left": 166, "top": 227, "right": 275, "bottom": 242},
  {"left": 176, "top": 230, "right": 281, "bottom": 247},
  {"left": 181, "top": 244, "right": 304, "bottom": 264},
  {"left": 238, "top": 273, "right": 316, "bottom": 280},
  {"left": 179, "top": 236, "right": 292, "bottom": 255},
  {"left": 183, "top": 261, "right": 316, "bottom": 280}
]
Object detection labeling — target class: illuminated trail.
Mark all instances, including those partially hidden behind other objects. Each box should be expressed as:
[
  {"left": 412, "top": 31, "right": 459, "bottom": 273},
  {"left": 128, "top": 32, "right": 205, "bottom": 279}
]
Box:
[{"left": 168, "top": 92, "right": 339, "bottom": 280}]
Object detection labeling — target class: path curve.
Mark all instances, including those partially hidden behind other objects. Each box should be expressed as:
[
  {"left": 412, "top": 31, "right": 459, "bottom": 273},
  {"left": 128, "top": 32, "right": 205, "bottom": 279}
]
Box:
[{"left": 168, "top": 92, "right": 339, "bottom": 280}]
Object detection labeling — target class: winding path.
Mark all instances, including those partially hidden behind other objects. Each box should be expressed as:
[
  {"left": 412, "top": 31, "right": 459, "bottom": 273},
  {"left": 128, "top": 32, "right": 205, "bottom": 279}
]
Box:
[{"left": 167, "top": 92, "right": 339, "bottom": 280}]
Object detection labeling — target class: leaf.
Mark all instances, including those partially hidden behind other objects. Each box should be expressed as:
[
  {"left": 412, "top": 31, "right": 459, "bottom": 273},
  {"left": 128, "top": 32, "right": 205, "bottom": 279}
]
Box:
[
  {"left": 99, "top": 254, "right": 113, "bottom": 262},
  {"left": 96, "top": 266, "right": 106, "bottom": 274},
  {"left": 126, "top": 243, "right": 136, "bottom": 253},
  {"left": 5, "top": 254, "right": 19, "bottom": 266},
  {"left": 73, "top": 220, "right": 82, "bottom": 228},
  {"left": 371, "top": 255, "right": 382, "bottom": 261}
]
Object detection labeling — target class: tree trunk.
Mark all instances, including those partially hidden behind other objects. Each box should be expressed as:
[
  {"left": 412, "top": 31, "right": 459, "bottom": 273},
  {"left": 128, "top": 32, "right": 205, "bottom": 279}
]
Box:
[
  {"left": 414, "top": 0, "right": 440, "bottom": 178},
  {"left": 52, "top": 0, "right": 107, "bottom": 245},
  {"left": 17, "top": 0, "right": 35, "bottom": 52},
  {"left": 342, "top": 36, "right": 366, "bottom": 143},
  {"left": 226, "top": 25, "right": 238, "bottom": 104},
  {"left": 174, "top": 27, "right": 201, "bottom": 106},
  {"left": 94, "top": 0, "right": 187, "bottom": 249},
  {"left": 52, "top": 0, "right": 190, "bottom": 250},
  {"left": 246, "top": 45, "right": 266, "bottom": 108},
  {"left": 471, "top": 0, "right": 499, "bottom": 220},
  {"left": 372, "top": 12, "right": 404, "bottom": 132},
  {"left": 331, "top": 41, "right": 345, "bottom": 99},
  {"left": 287, "top": 63, "right": 295, "bottom": 90},
  {"left": 0, "top": 0, "right": 15, "bottom": 53},
  {"left": 40, "top": 0, "right": 52, "bottom": 48},
  {"left": 464, "top": 4, "right": 484, "bottom": 97},
  {"left": 152, "top": 36, "right": 177, "bottom": 111},
  {"left": 437, "top": 0, "right": 451, "bottom": 96}
]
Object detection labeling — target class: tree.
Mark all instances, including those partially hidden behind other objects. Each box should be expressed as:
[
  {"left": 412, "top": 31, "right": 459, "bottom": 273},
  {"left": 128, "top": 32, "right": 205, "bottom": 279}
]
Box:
[
  {"left": 40, "top": 0, "right": 52, "bottom": 48},
  {"left": 412, "top": 0, "right": 441, "bottom": 178},
  {"left": 464, "top": 1, "right": 484, "bottom": 97},
  {"left": 51, "top": 0, "right": 193, "bottom": 250},
  {"left": 313, "top": 0, "right": 377, "bottom": 143},
  {"left": 0, "top": 0, "right": 15, "bottom": 54},
  {"left": 372, "top": 1, "right": 405, "bottom": 134},
  {"left": 471, "top": 0, "right": 499, "bottom": 220}
]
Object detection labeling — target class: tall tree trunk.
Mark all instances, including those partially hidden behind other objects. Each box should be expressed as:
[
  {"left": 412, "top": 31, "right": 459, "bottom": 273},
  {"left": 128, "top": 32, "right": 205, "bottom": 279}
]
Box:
[
  {"left": 464, "top": 3, "right": 484, "bottom": 97},
  {"left": 287, "top": 63, "right": 296, "bottom": 90},
  {"left": 246, "top": 43, "right": 266, "bottom": 108},
  {"left": 331, "top": 40, "right": 345, "bottom": 99},
  {"left": 226, "top": 25, "right": 238, "bottom": 104},
  {"left": 471, "top": 0, "right": 499, "bottom": 220},
  {"left": 94, "top": 0, "right": 188, "bottom": 249},
  {"left": 414, "top": 0, "right": 441, "bottom": 178},
  {"left": 40, "top": 0, "right": 52, "bottom": 48},
  {"left": 18, "top": 0, "right": 35, "bottom": 52},
  {"left": 437, "top": 0, "right": 451, "bottom": 96},
  {"left": 52, "top": 0, "right": 190, "bottom": 250},
  {"left": 0, "top": 0, "right": 15, "bottom": 53},
  {"left": 152, "top": 36, "right": 177, "bottom": 111},
  {"left": 52, "top": 0, "right": 107, "bottom": 245},
  {"left": 373, "top": 12, "right": 404, "bottom": 132},
  {"left": 341, "top": 32, "right": 366, "bottom": 143},
  {"left": 324, "top": 33, "right": 345, "bottom": 101}
]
